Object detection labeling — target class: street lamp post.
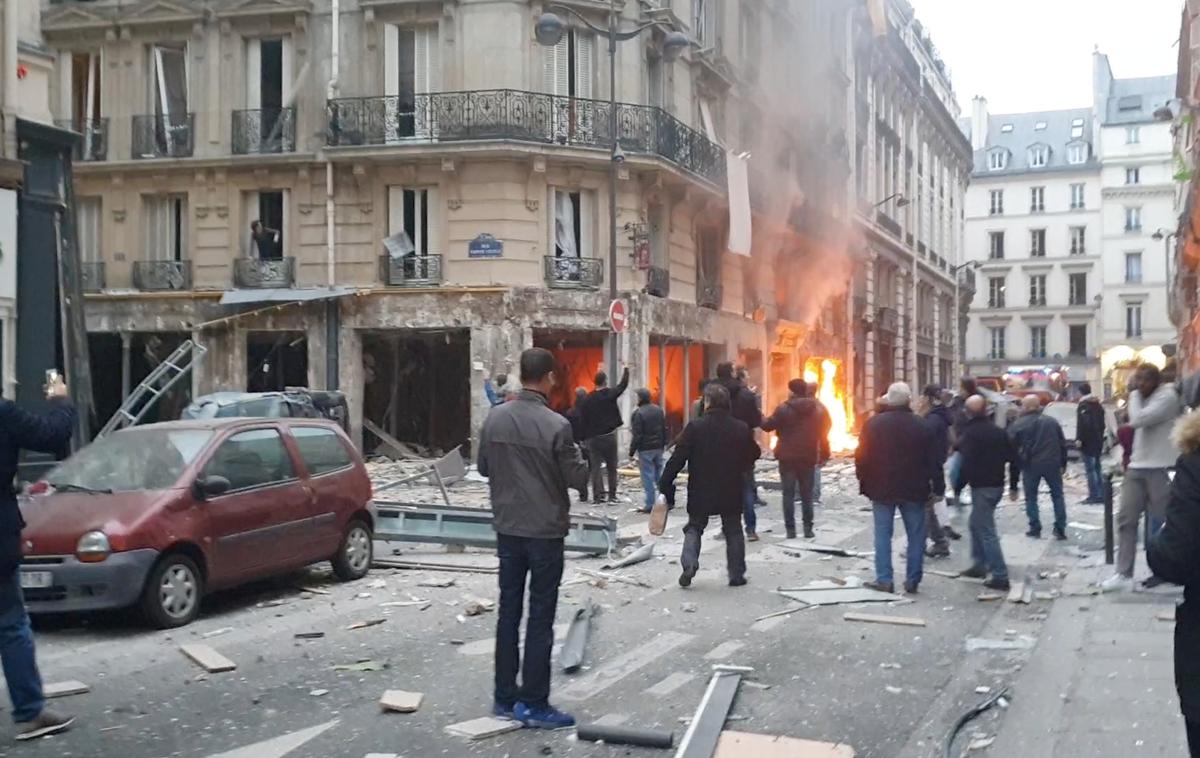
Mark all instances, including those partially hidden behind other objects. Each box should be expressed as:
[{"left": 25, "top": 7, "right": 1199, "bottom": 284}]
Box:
[
  {"left": 535, "top": 4, "right": 689, "bottom": 373},
  {"left": 1152, "top": 228, "right": 1178, "bottom": 322},
  {"left": 949, "top": 260, "right": 980, "bottom": 380}
]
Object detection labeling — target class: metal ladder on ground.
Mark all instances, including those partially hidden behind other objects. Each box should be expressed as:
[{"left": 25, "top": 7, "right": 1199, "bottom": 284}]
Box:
[{"left": 97, "top": 339, "right": 207, "bottom": 438}]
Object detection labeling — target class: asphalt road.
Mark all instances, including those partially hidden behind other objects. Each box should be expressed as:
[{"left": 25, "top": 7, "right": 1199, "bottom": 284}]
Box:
[{"left": 1, "top": 463, "right": 1107, "bottom": 758}]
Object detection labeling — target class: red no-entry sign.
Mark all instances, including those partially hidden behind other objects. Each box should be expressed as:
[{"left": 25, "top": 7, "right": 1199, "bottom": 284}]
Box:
[{"left": 609, "top": 299, "right": 627, "bottom": 333}]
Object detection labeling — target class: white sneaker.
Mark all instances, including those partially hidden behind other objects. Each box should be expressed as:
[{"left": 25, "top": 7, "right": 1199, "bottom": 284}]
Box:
[{"left": 1099, "top": 574, "right": 1132, "bottom": 593}]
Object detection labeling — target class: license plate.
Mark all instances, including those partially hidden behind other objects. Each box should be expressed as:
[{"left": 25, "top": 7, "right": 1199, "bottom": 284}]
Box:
[{"left": 20, "top": 571, "right": 52, "bottom": 589}]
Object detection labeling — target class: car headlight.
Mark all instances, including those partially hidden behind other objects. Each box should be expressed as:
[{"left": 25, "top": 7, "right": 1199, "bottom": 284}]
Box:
[{"left": 75, "top": 531, "right": 110, "bottom": 563}]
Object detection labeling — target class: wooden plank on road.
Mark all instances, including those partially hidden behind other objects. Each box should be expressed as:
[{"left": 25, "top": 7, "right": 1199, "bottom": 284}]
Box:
[{"left": 180, "top": 644, "right": 237, "bottom": 673}]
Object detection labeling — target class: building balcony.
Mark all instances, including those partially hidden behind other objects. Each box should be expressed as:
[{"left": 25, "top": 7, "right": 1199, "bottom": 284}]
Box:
[
  {"left": 876, "top": 306, "right": 900, "bottom": 334},
  {"left": 233, "top": 257, "right": 296, "bottom": 289},
  {"left": 79, "top": 261, "right": 105, "bottom": 292},
  {"left": 232, "top": 108, "right": 296, "bottom": 155},
  {"left": 56, "top": 118, "right": 107, "bottom": 161},
  {"left": 379, "top": 254, "right": 443, "bottom": 287},
  {"left": 875, "top": 211, "right": 901, "bottom": 237},
  {"left": 697, "top": 281, "right": 722, "bottom": 310},
  {"left": 543, "top": 255, "right": 602, "bottom": 290},
  {"left": 132, "top": 260, "right": 192, "bottom": 291},
  {"left": 132, "top": 113, "right": 194, "bottom": 159},
  {"left": 645, "top": 265, "right": 670, "bottom": 297},
  {"left": 326, "top": 90, "right": 726, "bottom": 186}
]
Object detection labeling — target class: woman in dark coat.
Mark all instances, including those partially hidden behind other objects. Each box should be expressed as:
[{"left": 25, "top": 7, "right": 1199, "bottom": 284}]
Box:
[
  {"left": 1148, "top": 410, "right": 1200, "bottom": 754},
  {"left": 660, "top": 383, "right": 760, "bottom": 589}
]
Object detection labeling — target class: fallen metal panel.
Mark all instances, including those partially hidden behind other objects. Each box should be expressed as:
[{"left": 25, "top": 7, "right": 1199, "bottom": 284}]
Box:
[
  {"left": 675, "top": 671, "right": 741, "bottom": 758},
  {"left": 373, "top": 500, "right": 617, "bottom": 555},
  {"left": 776, "top": 587, "right": 898, "bottom": 606},
  {"left": 560, "top": 599, "right": 596, "bottom": 674}
]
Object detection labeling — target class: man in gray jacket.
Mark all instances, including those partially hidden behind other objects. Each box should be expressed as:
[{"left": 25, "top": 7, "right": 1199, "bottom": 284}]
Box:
[
  {"left": 1102, "top": 363, "right": 1181, "bottom": 592},
  {"left": 478, "top": 348, "right": 588, "bottom": 729},
  {"left": 1008, "top": 395, "right": 1069, "bottom": 539}
]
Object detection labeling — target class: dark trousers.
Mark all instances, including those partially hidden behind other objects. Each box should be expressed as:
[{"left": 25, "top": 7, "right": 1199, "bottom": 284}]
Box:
[
  {"left": 1188, "top": 718, "right": 1200, "bottom": 756},
  {"left": 1023, "top": 462, "right": 1067, "bottom": 535},
  {"left": 682, "top": 511, "right": 746, "bottom": 580},
  {"left": 587, "top": 432, "right": 619, "bottom": 499},
  {"left": 779, "top": 462, "right": 814, "bottom": 534},
  {"left": 0, "top": 565, "right": 44, "bottom": 722},
  {"left": 494, "top": 534, "right": 564, "bottom": 710},
  {"left": 925, "top": 499, "right": 948, "bottom": 549}
]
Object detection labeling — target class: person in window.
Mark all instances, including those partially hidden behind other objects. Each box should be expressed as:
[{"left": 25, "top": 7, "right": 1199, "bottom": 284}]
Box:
[
  {"left": 0, "top": 376, "right": 76, "bottom": 740},
  {"left": 249, "top": 219, "right": 280, "bottom": 260}
]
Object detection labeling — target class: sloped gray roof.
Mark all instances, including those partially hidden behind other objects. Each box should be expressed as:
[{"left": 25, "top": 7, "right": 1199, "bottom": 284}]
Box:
[
  {"left": 970, "top": 107, "right": 1097, "bottom": 177},
  {"left": 1103, "top": 75, "right": 1177, "bottom": 125}
]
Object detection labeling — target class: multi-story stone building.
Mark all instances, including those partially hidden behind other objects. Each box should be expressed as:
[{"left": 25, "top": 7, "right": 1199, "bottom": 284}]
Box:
[
  {"left": 39, "top": 0, "right": 965, "bottom": 452},
  {"left": 1170, "top": 1, "right": 1200, "bottom": 384},
  {"left": 962, "top": 102, "right": 1103, "bottom": 390}
]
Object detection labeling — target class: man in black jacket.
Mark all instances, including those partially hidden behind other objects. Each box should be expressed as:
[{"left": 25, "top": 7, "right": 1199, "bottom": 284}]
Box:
[
  {"left": 478, "top": 348, "right": 588, "bottom": 730},
  {"left": 563, "top": 387, "right": 590, "bottom": 502},
  {"left": 0, "top": 378, "right": 77, "bottom": 740},
  {"left": 1148, "top": 410, "right": 1200, "bottom": 753},
  {"left": 957, "top": 395, "right": 1019, "bottom": 591},
  {"left": 855, "top": 382, "right": 937, "bottom": 594},
  {"left": 581, "top": 366, "right": 629, "bottom": 503},
  {"left": 712, "top": 362, "right": 763, "bottom": 539},
  {"left": 1076, "top": 383, "right": 1107, "bottom": 504},
  {"left": 946, "top": 376, "right": 979, "bottom": 507},
  {"left": 762, "top": 379, "right": 827, "bottom": 539},
  {"left": 629, "top": 388, "right": 668, "bottom": 513},
  {"left": 1008, "top": 395, "right": 1069, "bottom": 539},
  {"left": 660, "top": 383, "right": 760, "bottom": 588}
]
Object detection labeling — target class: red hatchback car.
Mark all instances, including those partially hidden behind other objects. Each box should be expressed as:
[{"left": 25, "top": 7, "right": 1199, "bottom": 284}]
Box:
[{"left": 18, "top": 418, "right": 376, "bottom": 628}]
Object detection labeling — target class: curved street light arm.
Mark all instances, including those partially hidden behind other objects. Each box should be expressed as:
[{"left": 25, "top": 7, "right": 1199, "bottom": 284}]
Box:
[{"left": 544, "top": 3, "right": 659, "bottom": 41}]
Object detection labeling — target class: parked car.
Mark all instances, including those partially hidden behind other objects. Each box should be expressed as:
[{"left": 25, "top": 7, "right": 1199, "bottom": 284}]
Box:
[
  {"left": 182, "top": 389, "right": 349, "bottom": 432},
  {"left": 18, "top": 418, "right": 375, "bottom": 628}
]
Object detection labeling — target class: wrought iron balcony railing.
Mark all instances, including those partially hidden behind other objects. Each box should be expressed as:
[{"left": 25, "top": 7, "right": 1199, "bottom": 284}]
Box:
[
  {"left": 233, "top": 257, "right": 296, "bottom": 289},
  {"left": 543, "top": 255, "right": 603, "bottom": 289},
  {"left": 645, "top": 265, "right": 669, "bottom": 297},
  {"left": 132, "top": 113, "right": 194, "bottom": 159},
  {"left": 379, "top": 254, "right": 443, "bottom": 287},
  {"left": 56, "top": 118, "right": 108, "bottom": 161},
  {"left": 232, "top": 108, "right": 296, "bottom": 154},
  {"left": 327, "top": 90, "right": 726, "bottom": 186},
  {"left": 697, "top": 281, "right": 722, "bottom": 310},
  {"left": 132, "top": 260, "right": 192, "bottom": 291},
  {"left": 79, "top": 261, "right": 105, "bottom": 292}
]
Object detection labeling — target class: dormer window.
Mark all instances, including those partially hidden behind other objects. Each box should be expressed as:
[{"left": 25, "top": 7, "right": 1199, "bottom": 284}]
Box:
[
  {"left": 1070, "top": 117, "right": 1085, "bottom": 140},
  {"left": 1028, "top": 144, "right": 1049, "bottom": 168},
  {"left": 987, "top": 148, "right": 1009, "bottom": 171},
  {"left": 1034, "top": 121, "right": 1047, "bottom": 131},
  {"left": 1000, "top": 123, "right": 1014, "bottom": 133},
  {"left": 1067, "top": 142, "right": 1088, "bottom": 164}
]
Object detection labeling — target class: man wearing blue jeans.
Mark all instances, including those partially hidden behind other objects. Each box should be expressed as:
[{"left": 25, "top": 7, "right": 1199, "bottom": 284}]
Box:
[
  {"left": 1008, "top": 395, "right": 1069, "bottom": 539},
  {"left": 629, "top": 389, "right": 668, "bottom": 512},
  {"left": 1076, "top": 385, "right": 1107, "bottom": 504},
  {"left": 855, "top": 382, "right": 937, "bottom": 594},
  {"left": 0, "top": 377, "right": 77, "bottom": 740},
  {"left": 478, "top": 348, "right": 589, "bottom": 729},
  {"left": 956, "top": 395, "right": 1019, "bottom": 590}
]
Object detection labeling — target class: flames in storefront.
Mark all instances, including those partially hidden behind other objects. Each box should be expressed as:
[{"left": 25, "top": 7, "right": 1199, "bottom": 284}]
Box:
[{"left": 767, "top": 358, "right": 858, "bottom": 454}]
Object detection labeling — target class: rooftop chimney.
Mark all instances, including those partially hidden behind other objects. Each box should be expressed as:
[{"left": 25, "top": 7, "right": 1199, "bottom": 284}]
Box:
[{"left": 971, "top": 96, "right": 988, "bottom": 151}]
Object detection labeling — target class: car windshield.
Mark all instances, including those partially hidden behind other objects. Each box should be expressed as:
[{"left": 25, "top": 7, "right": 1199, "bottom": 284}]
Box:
[{"left": 46, "top": 429, "right": 213, "bottom": 492}]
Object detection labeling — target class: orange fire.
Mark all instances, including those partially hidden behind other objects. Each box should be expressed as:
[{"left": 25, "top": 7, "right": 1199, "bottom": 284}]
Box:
[{"left": 805, "top": 358, "right": 858, "bottom": 453}]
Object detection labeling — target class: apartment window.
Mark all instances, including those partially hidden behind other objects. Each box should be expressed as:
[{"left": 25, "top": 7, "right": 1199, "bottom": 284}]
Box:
[
  {"left": 1069, "top": 324, "right": 1087, "bottom": 356},
  {"left": 1030, "top": 326, "right": 1047, "bottom": 358},
  {"left": 1069, "top": 226, "right": 1086, "bottom": 255},
  {"left": 145, "top": 42, "right": 189, "bottom": 157},
  {"left": 1126, "top": 167, "right": 1141, "bottom": 185},
  {"left": 1068, "top": 273, "right": 1087, "bottom": 305},
  {"left": 1070, "top": 118, "right": 1085, "bottom": 140},
  {"left": 988, "top": 231, "right": 1005, "bottom": 260},
  {"left": 1125, "top": 206, "right": 1142, "bottom": 233},
  {"left": 76, "top": 197, "right": 102, "bottom": 264},
  {"left": 1069, "top": 183, "right": 1085, "bottom": 210},
  {"left": 1030, "top": 186, "right": 1045, "bottom": 213},
  {"left": 143, "top": 193, "right": 187, "bottom": 262},
  {"left": 1034, "top": 121, "right": 1047, "bottom": 131},
  {"left": 1000, "top": 123, "right": 1014, "bottom": 133},
  {"left": 988, "top": 276, "right": 1006, "bottom": 308},
  {"left": 1028, "top": 145, "right": 1049, "bottom": 168},
  {"left": 692, "top": 0, "right": 710, "bottom": 45},
  {"left": 385, "top": 25, "right": 440, "bottom": 139},
  {"left": 1067, "top": 143, "right": 1087, "bottom": 164},
  {"left": 70, "top": 52, "right": 103, "bottom": 158},
  {"left": 387, "top": 186, "right": 437, "bottom": 256},
  {"left": 1126, "top": 303, "right": 1143, "bottom": 338},
  {"left": 1029, "top": 274, "right": 1046, "bottom": 306},
  {"left": 1126, "top": 126, "right": 1141, "bottom": 144},
  {"left": 739, "top": 3, "right": 759, "bottom": 71},
  {"left": 246, "top": 190, "right": 285, "bottom": 259},
  {"left": 1125, "top": 252, "right": 1143, "bottom": 283},
  {"left": 989, "top": 327, "right": 1006, "bottom": 359},
  {"left": 1030, "top": 228, "right": 1046, "bottom": 257},
  {"left": 989, "top": 189, "right": 1004, "bottom": 215},
  {"left": 987, "top": 150, "right": 1008, "bottom": 171}
]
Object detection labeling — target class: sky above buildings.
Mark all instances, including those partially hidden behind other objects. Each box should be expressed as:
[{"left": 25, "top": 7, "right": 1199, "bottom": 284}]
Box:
[{"left": 909, "top": 0, "right": 1182, "bottom": 115}]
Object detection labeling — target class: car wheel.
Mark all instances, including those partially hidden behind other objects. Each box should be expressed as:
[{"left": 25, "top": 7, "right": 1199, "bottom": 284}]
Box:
[
  {"left": 140, "top": 553, "right": 203, "bottom": 629},
  {"left": 332, "top": 519, "right": 373, "bottom": 581}
]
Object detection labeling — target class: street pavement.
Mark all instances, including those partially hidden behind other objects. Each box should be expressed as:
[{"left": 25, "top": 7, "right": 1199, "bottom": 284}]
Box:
[{"left": 0, "top": 460, "right": 1187, "bottom": 757}]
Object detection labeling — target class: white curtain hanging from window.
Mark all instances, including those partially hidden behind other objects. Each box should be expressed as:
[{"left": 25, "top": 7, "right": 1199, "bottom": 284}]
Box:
[{"left": 555, "top": 190, "right": 577, "bottom": 258}]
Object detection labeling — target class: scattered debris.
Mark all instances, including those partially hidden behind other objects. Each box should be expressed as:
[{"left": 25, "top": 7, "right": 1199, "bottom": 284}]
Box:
[
  {"left": 1006, "top": 583, "right": 1027, "bottom": 604},
  {"left": 296, "top": 585, "right": 331, "bottom": 595},
  {"left": 368, "top": 579, "right": 388, "bottom": 589},
  {"left": 843, "top": 612, "right": 926, "bottom": 628},
  {"left": 294, "top": 632, "right": 325, "bottom": 640},
  {"left": 444, "top": 716, "right": 522, "bottom": 740},
  {"left": 965, "top": 636, "right": 1036, "bottom": 652},
  {"left": 926, "top": 569, "right": 962, "bottom": 579},
  {"left": 98, "top": 725, "right": 125, "bottom": 733},
  {"left": 879, "top": 663, "right": 902, "bottom": 670},
  {"left": 713, "top": 664, "right": 755, "bottom": 674},
  {"left": 1067, "top": 521, "right": 1102, "bottom": 531},
  {"left": 561, "top": 600, "right": 597, "bottom": 674},
  {"left": 976, "top": 592, "right": 1004, "bottom": 602},
  {"left": 742, "top": 681, "right": 773, "bottom": 690},
  {"left": 1158, "top": 611, "right": 1177, "bottom": 622},
  {"left": 379, "top": 600, "right": 432, "bottom": 609},
  {"left": 202, "top": 627, "right": 234, "bottom": 639},
  {"left": 968, "top": 735, "right": 996, "bottom": 751},
  {"left": 333, "top": 660, "right": 386, "bottom": 672},
  {"left": 777, "top": 583, "right": 897, "bottom": 607},
  {"left": 380, "top": 689, "right": 423, "bottom": 713},
  {"left": 885, "top": 686, "right": 903, "bottom": 694},
  {"left": 179, "top": 644, "right": 236, "bottom": 673},
  {"left": 601, "top": 541, "right": 656, "bottom": 570},
  {"left": 779, "top": 542, "right": 870, "bottom": 558},
  {"left": 576, "top": 723, "right": 675, "bottom": 749},
  {"left": 416, "top": 577, "right": 457, "bottom": 588},
  {"left": 754, "top": 605, "right": 810, "bottom": 622},
  {"left": 347, "top": 619, "right": 388, "bottom": 630},
  {"left": 1033, "top": 591, "right": 1058, "bottom": 601},
  {"left": 974, "top": 686, "right": 991, "bottom": 695},
  {"left": 682, "top": 602, "right": 698, "bottom": 613},
  {"left": 943, "top": 688, "right": 1010, "bottom": 758},
  {"left": 676, "top": 670, "right": 743, "bottom": 758},
  {"left": 713, "top": 731, "right": 856, "bottom": 757},
  {"left": 43, "top": 681, "right": 89, "bottom": 699},
  {"left": 309, "top": 689, "right": 329, "bottom": 697},
  {"left": 462, "top": 599, "right": 495, "bottom": 617},
  {"left": 372, "top": 558, "right": 498, "bottom": 575},
  {"left": 575, "top": 568, "right": 652, "bottom": 588}
]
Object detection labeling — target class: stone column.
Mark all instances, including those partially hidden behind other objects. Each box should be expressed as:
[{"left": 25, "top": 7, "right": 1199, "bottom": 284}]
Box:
[{"left": 864, "top": 254, "right": 877, "bottom": 404}]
